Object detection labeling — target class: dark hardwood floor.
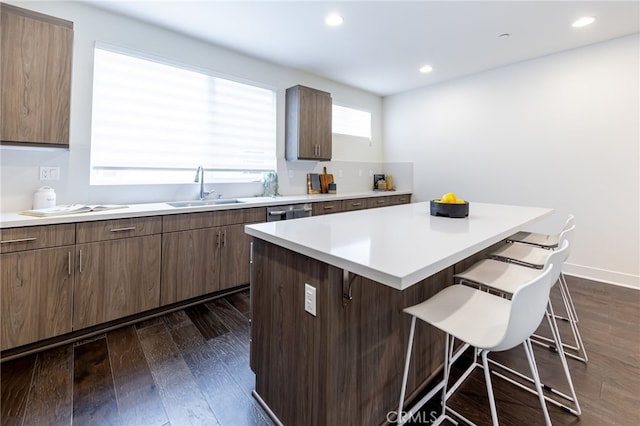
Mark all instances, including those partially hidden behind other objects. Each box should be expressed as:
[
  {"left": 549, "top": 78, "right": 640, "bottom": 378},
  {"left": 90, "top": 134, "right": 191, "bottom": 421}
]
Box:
[{"left": 1, "top": 276, "right": 638, "bottom": 425}]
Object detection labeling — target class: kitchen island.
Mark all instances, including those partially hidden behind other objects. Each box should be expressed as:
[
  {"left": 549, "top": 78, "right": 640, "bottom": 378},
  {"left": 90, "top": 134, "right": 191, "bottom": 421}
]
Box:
[{"left": 245, "top": 201, "right": 552, "bottom": 426}]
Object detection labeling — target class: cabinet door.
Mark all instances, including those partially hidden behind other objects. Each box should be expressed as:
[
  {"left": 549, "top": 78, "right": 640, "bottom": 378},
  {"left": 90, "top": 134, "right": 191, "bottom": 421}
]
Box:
[
  {"left": 314, "top": 89, "right": 333, "bottom": 160},
  {"left": 74, "top": 235, "right": 161, "bottom": 329},
  {"left": 1, "top": 246, "right": 73, "bottom": 350},
  {"left": 161, "top": 228, "right": 221, "bottom": 305},
  {"left": 219, "top": 224, "right": 252, "bottom": 290},
  {"left": 1, "top": 4, "right": 73, "bottom": 145},
  {"left": 297, "top": 87, "right": 319, "bottom": 159}
]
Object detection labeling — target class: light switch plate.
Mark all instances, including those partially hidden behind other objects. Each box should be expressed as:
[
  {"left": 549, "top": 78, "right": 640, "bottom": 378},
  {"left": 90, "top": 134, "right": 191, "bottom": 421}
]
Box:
[{"left": 304, "top": 283, "right": 316, "bottom": 316}]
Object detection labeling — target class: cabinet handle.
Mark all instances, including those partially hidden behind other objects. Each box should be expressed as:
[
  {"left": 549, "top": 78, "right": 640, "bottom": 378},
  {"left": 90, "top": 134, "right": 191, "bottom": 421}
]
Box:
[
  {"left": 0, "top": 237, "right": 37, "bottom": 244},
  {"left": 79, "top": 249, "right": 83, "bottom": 273},
  {"left": 109, "top": 226, "right": 136, "bottom": 232},
  {"left": 216, "top": 232, "right": 220, "bottom": 248},
  {"left": 222, "top": 231, "right": 226, "bottom": 248},
  {"left": 378, "top": 200, "right": 385, "bottom": 204},
  {"left": 324, "top": 205, "right": 334, "bottom": 210},
  {"left": 68, "top": 251, "right": 72, "bottom": 276},
  {"left": 352, "top": 202, "right": 361, "bottom": 206}
]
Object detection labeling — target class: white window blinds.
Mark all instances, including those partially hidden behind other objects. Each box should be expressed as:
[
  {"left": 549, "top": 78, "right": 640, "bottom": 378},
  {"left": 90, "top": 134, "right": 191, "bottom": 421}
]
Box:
[{"left": 90, "top": 45, "right": 276, "bottom": 185}]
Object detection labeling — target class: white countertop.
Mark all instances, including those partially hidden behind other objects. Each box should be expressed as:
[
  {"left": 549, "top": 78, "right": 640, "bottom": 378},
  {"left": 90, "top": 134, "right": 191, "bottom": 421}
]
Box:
[
  {"left": 0, "top": 190, "right": 411, "bottom": 229},
  {"left": 245, "top": 202, "right": 553, "bottom": 290}
]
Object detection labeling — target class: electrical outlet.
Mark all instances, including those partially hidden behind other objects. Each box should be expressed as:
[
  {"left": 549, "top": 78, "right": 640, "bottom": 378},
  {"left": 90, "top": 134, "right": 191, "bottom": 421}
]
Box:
[
  {"left": 358, "top": 169, "right": 363, "bottom": 177},
  {"left": 288, "top": 170, "right": 294, "bottom": 178},
  {"left": 39, "top": 166, "right": 60, "bottom": 181},
  {"left": 338, "top": 169, "right": 343, "bottom": 178},
  {"left": 304, "top": 283, "right": 316, "bottom": 316}
]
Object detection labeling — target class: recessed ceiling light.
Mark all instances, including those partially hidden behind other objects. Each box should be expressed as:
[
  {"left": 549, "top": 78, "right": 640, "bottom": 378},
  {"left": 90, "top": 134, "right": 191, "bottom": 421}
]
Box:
[
  {"left": 572, "top": 16, "right": 596, "bottom": 28},
  {"left": 419, "top": 65, "right": 433, "bottom": 74},
  {"left": 325, "top": 13, "right": 344, "bottom": 27}
]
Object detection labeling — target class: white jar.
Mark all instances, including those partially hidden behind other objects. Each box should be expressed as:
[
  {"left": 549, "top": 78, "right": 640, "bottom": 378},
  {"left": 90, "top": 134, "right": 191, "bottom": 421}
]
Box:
[{"left": 33, "top": 186, "right": 56, "bottom": 209}]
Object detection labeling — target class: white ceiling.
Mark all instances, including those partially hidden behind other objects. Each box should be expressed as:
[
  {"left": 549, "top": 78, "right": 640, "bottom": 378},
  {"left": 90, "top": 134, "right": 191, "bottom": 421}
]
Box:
[{"left": 84, "top": 1, "right": 639, "bottom": 96}]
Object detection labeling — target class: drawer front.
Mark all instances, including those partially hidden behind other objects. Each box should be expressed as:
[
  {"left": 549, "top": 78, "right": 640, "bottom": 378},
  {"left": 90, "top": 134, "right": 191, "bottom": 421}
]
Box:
[
  {"left": 162, "top": 207, "right": 266, "bottom": 233},
  {"left": 0, "top": 223, "right": 75, "bottom": 253},
  {"left": 312, "top": 201, "right": 343, "bottom": 216},
  {"left": 390, "top": 194, "right": 411, "bottom": 205},
  {"left": 238, "top": 207, "right": 266, "bottom": 224},
  {"left": 367, "top": 197, "right": 390, "bottom": 209},
  {"left": 76, "top": 216, "right": 162, "bottom": 243},
  {"left": 342, "top": 198, "right": 367, "bottom": 212}
]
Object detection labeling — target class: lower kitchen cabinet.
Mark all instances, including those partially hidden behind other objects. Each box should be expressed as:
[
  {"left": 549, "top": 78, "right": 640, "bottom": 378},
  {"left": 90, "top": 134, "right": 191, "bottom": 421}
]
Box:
[
  {"left": 312, "top": 200, "right": 344, "bottom": 216},
  {"left": 161, "top": 227, "right": 221, "bottom": 305},
  {"left": 1, "top": 246, "right": 74, "bottom": 350},
  {"left": 219, "top": 222, "right": 258, "bottom": 290},
  {"left": 367, "top": 196, "right": 390, "bottom": 209},
  {"left": 389, "top": 194, "right": 411, "bottom": 205},
  {"left": 73, "top": 234, "right": 161, "bottom": 329},
  {"left": 161, "top": 208, "right": 266, "bottom": 305},
  {"left": 342, "top": 198, "right": 367, "bottom": 211},
  {"left": 313, "top": 194, "right": 411, "bottom": 216}
]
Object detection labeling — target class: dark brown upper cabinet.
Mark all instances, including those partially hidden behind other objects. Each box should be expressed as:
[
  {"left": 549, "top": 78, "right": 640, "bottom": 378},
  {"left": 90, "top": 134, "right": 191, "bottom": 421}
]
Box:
[
  {"left": 1, "top": 3, "right": 73, "bottom": 147},
  {"left": 285, "top": 85, "right": 332, "bottom": 161}
]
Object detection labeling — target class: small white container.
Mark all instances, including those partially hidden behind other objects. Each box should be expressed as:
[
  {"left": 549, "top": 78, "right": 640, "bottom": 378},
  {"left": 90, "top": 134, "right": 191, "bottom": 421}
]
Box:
[{"left": 33, "top": 186, "right": 56, "bottom": 209}]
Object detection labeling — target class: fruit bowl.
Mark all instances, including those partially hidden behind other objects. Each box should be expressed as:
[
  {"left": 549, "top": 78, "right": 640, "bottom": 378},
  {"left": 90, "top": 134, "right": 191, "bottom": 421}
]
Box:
[{"left": 430, "top": 200, "right": 469, "bottom": 218}]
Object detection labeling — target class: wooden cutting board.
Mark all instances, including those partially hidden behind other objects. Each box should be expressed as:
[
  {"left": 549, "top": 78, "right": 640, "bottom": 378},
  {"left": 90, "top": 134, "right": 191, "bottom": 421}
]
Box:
[{"left": 320, "top": 166, "right": 334, "bottom": 193}]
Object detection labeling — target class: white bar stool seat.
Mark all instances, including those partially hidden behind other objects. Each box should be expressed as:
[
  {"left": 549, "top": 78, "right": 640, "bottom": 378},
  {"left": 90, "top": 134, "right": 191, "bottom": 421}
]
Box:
[
  {"left": 507, "top": 214, "right": 574, "bottom": 249},
  {"left": 397, "top": 266, "right": 558, "bottom": 426}
]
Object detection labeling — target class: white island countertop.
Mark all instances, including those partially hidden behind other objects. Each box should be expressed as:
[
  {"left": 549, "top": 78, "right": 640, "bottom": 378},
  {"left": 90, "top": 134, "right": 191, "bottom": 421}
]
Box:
[{"left": 245, "top": 201, "right": 553, "bottom": 290}]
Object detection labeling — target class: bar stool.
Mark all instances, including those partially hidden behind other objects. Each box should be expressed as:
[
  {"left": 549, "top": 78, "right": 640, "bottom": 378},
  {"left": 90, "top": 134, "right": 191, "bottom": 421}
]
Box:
[
  {"left": 507, "top": 214, "right": 574, "bottom": 248},
  {"left": 455, "top": 240, "right": 581, "bottom": 416},
  {"left": 397, "top": 265, "right": 557, "bottom": 426},
  {"left": 507, "top": 214, "right": 579, "bottom": 325},
  {"left": 490, "top": 225, "right": 587, "bottom": 363}
]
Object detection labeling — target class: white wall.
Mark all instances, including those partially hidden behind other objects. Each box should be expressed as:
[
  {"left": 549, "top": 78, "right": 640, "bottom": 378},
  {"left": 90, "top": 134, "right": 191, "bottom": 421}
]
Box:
[
  {"left": 383, "top": 34, "right": 640, "bottom": 288},
  {"left": 0, "top": 1, "right": 385, "bottom": 212}
]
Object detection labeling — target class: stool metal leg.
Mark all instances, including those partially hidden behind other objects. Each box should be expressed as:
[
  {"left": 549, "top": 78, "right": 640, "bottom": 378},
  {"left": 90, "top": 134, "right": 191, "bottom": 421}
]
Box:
[
  {"left": 560, "top": 273, "right": 579, "bottom": 322},
  {"left": 491, "top": 301, "right": 582, "bottom": 415},
  {"left": 532, "top": 278, "right": 588, "bottom": 363},
  {"left": 398, "top": 316, "right": 417, "bottom": 426},
  {"left": 523, "top": 338, "right": 552, "bottom": 426},
  {"left": 481, "top": 350, "right": 499, "bottom": 426}
]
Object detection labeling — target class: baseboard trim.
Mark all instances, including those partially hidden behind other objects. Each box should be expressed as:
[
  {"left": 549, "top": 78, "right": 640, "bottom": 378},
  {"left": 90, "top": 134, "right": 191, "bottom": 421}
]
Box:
[{"left": 563, "top": 263, "right": 639, "bottom": 290}]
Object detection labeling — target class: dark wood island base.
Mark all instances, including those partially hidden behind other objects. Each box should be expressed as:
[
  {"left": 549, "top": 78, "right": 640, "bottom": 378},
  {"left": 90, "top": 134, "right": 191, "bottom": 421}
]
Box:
[{"left": 249, "top": 238, "right": 500, "bottom": 425}]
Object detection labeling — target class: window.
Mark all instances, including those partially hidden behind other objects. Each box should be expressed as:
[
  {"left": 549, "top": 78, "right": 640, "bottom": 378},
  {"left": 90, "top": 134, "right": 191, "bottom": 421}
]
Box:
[
  {"left": 90, "top": 44, "right": 276, "bottom": 185},
  {"left": 332, "top": 104, "right": 371, "bottom": 139}
]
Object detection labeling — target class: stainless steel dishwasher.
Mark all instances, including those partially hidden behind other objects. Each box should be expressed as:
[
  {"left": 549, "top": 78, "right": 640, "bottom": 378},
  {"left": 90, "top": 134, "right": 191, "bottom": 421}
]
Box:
[{"left": 266, "top": 203, "right": 313, "bottom": 221}]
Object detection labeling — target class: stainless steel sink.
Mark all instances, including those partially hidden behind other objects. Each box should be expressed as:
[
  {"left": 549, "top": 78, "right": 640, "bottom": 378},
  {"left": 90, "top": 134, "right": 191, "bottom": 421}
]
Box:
[{"left": 167, "top": 199, "right": 244, "bottom": 208}]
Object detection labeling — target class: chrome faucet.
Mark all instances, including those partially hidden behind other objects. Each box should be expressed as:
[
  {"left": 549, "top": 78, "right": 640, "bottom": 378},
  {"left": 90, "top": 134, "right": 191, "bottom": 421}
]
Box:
[{"left": 194, "top": 166, "right": 213, "bottom": 200}]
